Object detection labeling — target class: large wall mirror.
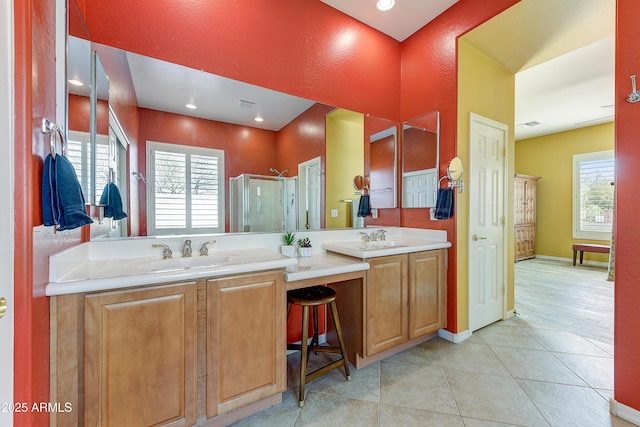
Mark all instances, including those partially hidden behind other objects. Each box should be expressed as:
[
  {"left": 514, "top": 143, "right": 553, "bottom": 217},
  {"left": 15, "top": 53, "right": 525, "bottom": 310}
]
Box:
[
  {"left": 66, "top": 3, "right": 399, "bottom": 237},
  {"left": 402, "top": 111, "right": 440, "bottom": 208}
]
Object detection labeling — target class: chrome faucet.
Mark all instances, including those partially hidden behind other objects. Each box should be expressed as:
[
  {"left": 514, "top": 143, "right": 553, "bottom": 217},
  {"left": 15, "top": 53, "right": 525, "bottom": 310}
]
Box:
[
  {"left": 200, "top": 240, "right": 217, "bottom": 256},
  {"left": 183, "top": 239, "right": 193, "bottom": 258},
  {"left": 152, "top": 244, "right": 173, "bottom": 259},
  {"left": 375, "top": 229, "right": 387, "bottom": 241}
]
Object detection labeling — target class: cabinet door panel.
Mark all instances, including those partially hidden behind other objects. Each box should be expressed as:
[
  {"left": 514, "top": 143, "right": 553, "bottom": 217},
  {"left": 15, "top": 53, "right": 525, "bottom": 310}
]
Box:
[
  {"left": 207, "top": 271, "right": 285, "bottom": 417},
  {"left": 409, "top": 250, "right": 446, "bottom": 339},
  {"left": 366, "top": 255, "right": 408, "bottom": 356},
  {"left": 85, "top": 282, "right": 197, "bottom": 427}
]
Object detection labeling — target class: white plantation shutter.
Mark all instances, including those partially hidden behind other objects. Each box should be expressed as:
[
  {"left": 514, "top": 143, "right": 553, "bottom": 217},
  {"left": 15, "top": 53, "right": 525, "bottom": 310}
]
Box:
[
  {"left": 148, "top": 141, "right": 224, "bottom": 234},
  {"left": 67, "top": 130, "right": 109, "bottom": 203},
  {"left": 573, "top": 150, "right": 614, "bottom": 239}
]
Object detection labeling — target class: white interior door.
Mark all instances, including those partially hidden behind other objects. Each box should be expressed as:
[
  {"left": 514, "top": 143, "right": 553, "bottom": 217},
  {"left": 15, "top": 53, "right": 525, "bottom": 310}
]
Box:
[
  {"left": 468, "top": 113, "right": 507, "bottom": 332},
  {"left": 298, "top": 157, "right": 321, "bottom": 230},
  {"left": 0, "top": 0, "right": 14, "bottom": 424}
]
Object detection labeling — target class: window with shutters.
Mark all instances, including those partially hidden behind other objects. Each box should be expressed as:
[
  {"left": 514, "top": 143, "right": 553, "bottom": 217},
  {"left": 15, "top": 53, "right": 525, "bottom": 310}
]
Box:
[
  {"left": 147, "top": 141, "right": 224, "bottom": 235},
  {"left": 572, "top": 150, "right": 614, "bottom": 240},
  {"left": 67, "top": 130, "right": 109, "bottom": 203}
]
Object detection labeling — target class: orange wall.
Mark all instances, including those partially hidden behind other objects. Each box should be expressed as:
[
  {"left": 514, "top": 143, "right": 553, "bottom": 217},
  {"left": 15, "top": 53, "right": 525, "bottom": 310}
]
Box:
[{"left": 614, "top": 0, "right": 640, "bottom": 411}]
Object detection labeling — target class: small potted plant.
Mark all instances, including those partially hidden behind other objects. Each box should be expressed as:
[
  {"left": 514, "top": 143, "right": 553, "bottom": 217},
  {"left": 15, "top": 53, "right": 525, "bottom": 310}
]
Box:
[
  {"left": 281, "top": 231, "right": 297, "bottom": 257},
  {"left": 297, "top": 237, "right": 313, "bottom": 257}
]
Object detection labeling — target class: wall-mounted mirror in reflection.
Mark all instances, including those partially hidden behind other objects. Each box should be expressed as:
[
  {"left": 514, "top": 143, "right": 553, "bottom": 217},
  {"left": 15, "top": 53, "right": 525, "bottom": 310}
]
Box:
[
  {"left": 367, "top": 119, "right": 397, "bottom": 209},
  {"left": 402, "top": 111, "right": 440, "bottom": 208}
]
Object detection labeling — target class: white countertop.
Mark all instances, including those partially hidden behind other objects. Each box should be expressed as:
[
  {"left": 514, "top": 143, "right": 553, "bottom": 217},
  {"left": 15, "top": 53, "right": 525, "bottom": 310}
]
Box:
[
  {"left": 321, "top": 238, "right": 451, "bottom": 259},
  {"left": 46, "top": 248, "right": 297, "bottom": 296},
  {"left": 284, "top": 253, "right": 369, "bottom": 282}
]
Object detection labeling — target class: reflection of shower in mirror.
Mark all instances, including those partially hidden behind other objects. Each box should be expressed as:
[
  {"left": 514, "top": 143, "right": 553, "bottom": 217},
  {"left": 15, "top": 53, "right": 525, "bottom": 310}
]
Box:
[{"left": 269, "top": 167, "right": 288, "bottom": 177}]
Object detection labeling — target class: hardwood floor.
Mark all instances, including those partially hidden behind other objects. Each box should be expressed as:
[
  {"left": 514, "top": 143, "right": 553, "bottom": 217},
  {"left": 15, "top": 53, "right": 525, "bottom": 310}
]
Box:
[{"left": 514, "top": 258, "right": 614, "bottom": 345}]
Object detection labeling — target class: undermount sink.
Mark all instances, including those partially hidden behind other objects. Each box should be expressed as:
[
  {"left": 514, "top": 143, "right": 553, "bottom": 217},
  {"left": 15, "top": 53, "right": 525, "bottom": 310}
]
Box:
[
  {"left": 149, "top": 255, "right": 233, "bottom": 271},
  {"left": 363, "top": 240, "right": 410, "bottom": 249}
]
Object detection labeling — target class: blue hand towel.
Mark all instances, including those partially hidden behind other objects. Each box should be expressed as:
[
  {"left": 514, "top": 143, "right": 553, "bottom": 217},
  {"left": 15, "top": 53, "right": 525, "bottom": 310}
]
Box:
[
  {"left": 42, "top": 154, "right": 60, "bottom": 227},
  {"left": 42, "top": 154, "right": 93, "bottom": 231},
  {"left": 434, "top": 188, "right": 454, "bottom": 220},
  {"left": 100, "top": 182, "right": 128, "bottom": 220},
  {"left": 357, "top": 194, "right": 371, "bottom": 217}
]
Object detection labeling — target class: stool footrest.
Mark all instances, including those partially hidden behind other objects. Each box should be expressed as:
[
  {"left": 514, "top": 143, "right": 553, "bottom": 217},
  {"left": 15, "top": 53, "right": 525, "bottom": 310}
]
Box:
[{"left": 305, "top": 359, "right": 350, "bottom": 383}]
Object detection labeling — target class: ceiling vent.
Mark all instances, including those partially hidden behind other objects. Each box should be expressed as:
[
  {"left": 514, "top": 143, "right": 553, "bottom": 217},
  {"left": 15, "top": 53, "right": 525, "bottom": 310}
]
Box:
[
  {"left": 238, "top": 99, "right": 255, "bottom": 109},
  {"left": 518, "top": 121, "right": 542, "bottom": 128}
]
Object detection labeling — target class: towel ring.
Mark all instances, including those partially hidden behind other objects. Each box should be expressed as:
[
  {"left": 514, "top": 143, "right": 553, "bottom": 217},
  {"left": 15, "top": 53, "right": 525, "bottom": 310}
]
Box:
[{"left": 41, "top": 118, "right": 66, "bottom": 159}]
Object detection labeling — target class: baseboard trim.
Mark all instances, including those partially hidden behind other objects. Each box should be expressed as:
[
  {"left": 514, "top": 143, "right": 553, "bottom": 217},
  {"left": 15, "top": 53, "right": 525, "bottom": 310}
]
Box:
[
  {"left": 610, "top": 399, "right": 640, "bottom": 426},
  {"left": 438, "top": 328, "right": 471, "bottom": 344},
  {"left": 535, "top": 254, "right": 608, "bottom": 268}
]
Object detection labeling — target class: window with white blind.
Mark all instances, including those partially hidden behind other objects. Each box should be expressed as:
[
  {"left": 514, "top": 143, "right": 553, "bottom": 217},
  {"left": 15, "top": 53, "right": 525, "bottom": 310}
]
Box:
[
  {"left": 572, "top": 150, "right": 614, "bottom": 240},
  {"left": 147, "top": 141, "right": 224, "bottom": 235},
  {"left": 67, "top": 130, "right": 109, "bottom": 203}
]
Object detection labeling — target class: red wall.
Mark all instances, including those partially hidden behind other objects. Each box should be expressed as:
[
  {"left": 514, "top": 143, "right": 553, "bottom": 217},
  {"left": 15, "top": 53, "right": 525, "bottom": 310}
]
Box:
[
  {"left": 67, "top": 94, "right": 108, "bottom": 133},
  {"left": 614, "top": 0, "right": 640, "bottom": 411},
  {"left": 137, "top": 108, "right": 278, "bottom": 233},
  {"left": 403, "top": 128, "right": 438, "bottom": 172},
  {"left": 399, "top": 0, "right": 520, "bottom": 331},
  {"left": 81, "top": 0, "right": 401, "bottom": 122},
  {"left": 277, "top": 103, "right": 335, "bottom": 230},
  {"left": 14, "top": 2, "right": 640, "bottom": 426}
]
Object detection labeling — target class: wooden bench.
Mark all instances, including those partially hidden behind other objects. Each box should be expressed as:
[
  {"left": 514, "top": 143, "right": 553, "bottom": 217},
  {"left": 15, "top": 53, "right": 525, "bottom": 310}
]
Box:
[{"left": 572, "top": 243, "right": 610, "bottom": 266}]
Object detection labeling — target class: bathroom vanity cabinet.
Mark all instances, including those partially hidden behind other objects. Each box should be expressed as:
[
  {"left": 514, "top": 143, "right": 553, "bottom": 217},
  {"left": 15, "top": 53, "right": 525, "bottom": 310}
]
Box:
[
  {"left": 51, "top": 270, "right": 286, "bottom": 427},
  {"left": 365, "top": 249, "right": 447, "bottom": 357}
]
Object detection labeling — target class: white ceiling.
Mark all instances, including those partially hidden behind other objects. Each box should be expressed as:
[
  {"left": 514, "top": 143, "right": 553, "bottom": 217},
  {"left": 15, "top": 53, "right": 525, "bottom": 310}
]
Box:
[
  {"left": 69, "top": 0, "right": 615, "bottom": 140},
  {"left": 319, "top": 0, "right": 459, "bottom": 42}
]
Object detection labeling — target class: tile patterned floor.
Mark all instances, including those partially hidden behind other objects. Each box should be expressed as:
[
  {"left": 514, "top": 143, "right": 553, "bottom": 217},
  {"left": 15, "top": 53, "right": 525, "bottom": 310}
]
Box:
[{"left": 230, "top": 260, "right": 631, "bottom": 427}]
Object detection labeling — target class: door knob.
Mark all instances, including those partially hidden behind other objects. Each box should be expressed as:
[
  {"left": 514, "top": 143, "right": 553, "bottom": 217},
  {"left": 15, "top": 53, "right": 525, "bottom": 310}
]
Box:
[
  {"left": 472, "top": 234, "right": 487, "bottom": 241},
  {"left": 0, "top": 297, "right": 6, "bottom": 319}
]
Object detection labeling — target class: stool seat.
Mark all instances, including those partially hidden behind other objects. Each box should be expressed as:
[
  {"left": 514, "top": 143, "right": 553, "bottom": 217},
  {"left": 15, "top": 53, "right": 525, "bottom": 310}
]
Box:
[
  {"left": 287, "top": 286, "right": 336, "bottom": 306},
  {"left": 287, "top": 285, "right": 350, "bottom": 407}
]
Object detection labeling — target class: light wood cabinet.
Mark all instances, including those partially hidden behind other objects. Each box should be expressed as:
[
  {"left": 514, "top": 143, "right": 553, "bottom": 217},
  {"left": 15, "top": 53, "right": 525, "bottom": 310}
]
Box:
[
  {"left": 364, "top": 249, "right": 447, "bottom": 357},
  {"left": 84, "top": 282, "right": 198, "bottom": 427},
  {"left": 206, "top": 271, "right": 286, "bottom": 418},
  {"left": 51, "top": 269, "right": 287, "bottom": 427},
  {"left": 514, "top": 174, "right": 541, "bottom": 261}
]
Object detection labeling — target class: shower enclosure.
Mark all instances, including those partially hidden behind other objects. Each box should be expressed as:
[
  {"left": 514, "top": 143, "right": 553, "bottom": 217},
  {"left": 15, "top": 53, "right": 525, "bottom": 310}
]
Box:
[{"left": 229, "top": 174, "right": 297, "bottom": 232}]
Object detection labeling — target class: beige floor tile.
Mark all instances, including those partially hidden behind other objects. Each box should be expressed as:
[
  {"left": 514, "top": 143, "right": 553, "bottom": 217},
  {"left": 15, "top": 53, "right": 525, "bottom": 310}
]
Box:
[
  {"left": 380, "top": 361, "right": 459, "bottom": 415},
  {"left": 384, "top": 339, "right": 441, "bottom": 367},
  {"left": 517, "top": 379, "right": 633, "bottom": 427},
  {"left": 587, "top": 338, "right": 614, "bottom": 356},
  {"left": 228, "top": 391, "right": 300, "bottom": 427},
  {"left": 445, "top": 370, "right": 549, "bottom": 426},
  {"left": 294, "top": 391, "right": 379, "bottom": 427},
  {"left": 437, "top": 343, "right": 511, "bottom": 377},
  {"left": 553, "top": 352, "right": 614, "bottom": 389},
  {"left": 476, "top": 325, "right": 545, "bottom": 350},
  {"left": 490, "top": 346, "right": 587, "bottom": 385},
  {"left": 524, "top": 328, "right": 610, "bottom": 356},
  {"left": 311, "top": 361, "right": 380, "bottom": 403},
  {"left": 379, "top": 403, "right": 465, "bottom": 426},
  {"left": 462, "top": 418, "right": 523, "bottom": 427}
]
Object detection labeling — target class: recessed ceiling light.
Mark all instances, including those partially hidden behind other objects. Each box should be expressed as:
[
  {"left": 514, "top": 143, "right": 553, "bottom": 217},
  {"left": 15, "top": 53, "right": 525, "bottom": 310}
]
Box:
[
  {"left": 185, "top": 103, "right": 197, "bottom": 110},
  {"left": 254, "top": 116, "right": 264, "bottom": 122},
  {"left": 68, "top": 79, "right": 84, "bottom": 87},
  {"left": 376, "top": 0, "right": 395, "bottom": 12}
]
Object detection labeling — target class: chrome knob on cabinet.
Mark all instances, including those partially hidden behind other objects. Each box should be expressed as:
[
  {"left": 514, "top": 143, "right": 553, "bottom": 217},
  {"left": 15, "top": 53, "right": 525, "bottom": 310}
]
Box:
[{"left": 472, "top": 234, "right": 487, "bottom": 241}]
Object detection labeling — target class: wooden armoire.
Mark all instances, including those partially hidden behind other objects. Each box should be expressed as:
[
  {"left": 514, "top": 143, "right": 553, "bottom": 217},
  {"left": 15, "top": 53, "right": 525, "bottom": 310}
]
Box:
[{"left": 514, "top": 174, "right": 541, "bottom": 261}]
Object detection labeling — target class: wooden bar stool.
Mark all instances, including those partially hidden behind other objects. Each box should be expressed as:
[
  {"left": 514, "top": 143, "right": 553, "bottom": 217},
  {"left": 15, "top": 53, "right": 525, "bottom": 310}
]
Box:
[{"left": 287, "top": 285, "right": 351, "bottom": 407}]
